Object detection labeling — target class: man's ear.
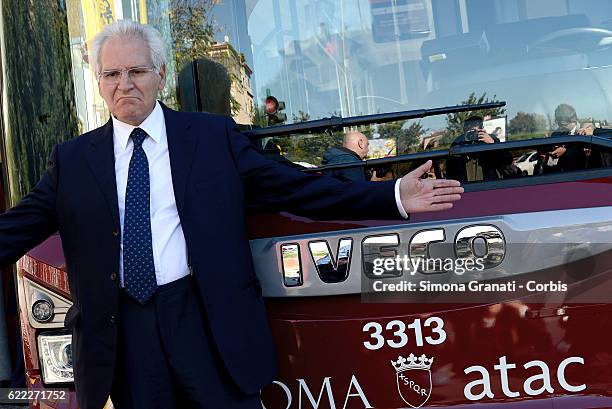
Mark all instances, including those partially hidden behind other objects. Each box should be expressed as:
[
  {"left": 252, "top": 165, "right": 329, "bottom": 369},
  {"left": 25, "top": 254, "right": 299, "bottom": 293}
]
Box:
[
  {"left": 158, "top": 63, "right": 167, "bottom": 90},
  {"left": 358, "top": 139, "right": 364, "bottom": 149}
]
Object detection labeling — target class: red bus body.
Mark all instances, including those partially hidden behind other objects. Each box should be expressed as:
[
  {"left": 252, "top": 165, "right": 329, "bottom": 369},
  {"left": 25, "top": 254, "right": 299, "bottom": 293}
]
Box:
[{"left": 15, "top": 176, "right": 612, "bottom": 408}]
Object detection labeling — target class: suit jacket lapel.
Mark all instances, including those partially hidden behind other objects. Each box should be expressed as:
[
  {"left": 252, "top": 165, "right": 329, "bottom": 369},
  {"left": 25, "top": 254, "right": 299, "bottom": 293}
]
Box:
[
  {"left": 162, "top": 103, "right": 196, "bottom": 220},
  {"left": 86, "top": 119, "right": 120, "bottom": 225}
]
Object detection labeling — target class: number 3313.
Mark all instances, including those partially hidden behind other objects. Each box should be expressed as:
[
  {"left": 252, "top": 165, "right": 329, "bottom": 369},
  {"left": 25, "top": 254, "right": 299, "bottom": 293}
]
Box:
[{"left": 362, "top": 317, "right": 446, "bottom": 351}]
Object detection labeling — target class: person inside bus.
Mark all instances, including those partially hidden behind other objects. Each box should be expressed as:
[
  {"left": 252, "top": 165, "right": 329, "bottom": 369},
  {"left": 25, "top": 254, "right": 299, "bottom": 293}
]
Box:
[
  {"left": 322, "top": 131, "right": 370, "bottom": 181},
  {"left": 0, "top": 20, "right": 464, "bottom": 409},
  {"left": 446, "top": 115, "right": 505, "bottom": 182},
  {"left": 535, "top": 104, "right": 588, "bottom": 174},
  {"left": 321, "top": 131, "right": 394, "bottom": 182}
]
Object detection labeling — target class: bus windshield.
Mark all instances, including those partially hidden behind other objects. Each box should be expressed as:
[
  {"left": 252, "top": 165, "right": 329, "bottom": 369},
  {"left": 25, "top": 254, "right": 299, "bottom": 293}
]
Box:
[{"left": 65, "top": 0, "right": 612, "bottom": 164}]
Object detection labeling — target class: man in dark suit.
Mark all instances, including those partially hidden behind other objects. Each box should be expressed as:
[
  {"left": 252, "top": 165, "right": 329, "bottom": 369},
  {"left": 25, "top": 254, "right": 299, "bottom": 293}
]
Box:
[{"left": 0, "top": 20, "right": 463, "bottom": 409}]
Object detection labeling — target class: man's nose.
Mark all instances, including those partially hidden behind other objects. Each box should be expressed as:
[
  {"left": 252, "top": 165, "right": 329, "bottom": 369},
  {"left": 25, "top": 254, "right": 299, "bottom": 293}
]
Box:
[{"left": 117, "top": 72, "right": 134, "bottom": 90}]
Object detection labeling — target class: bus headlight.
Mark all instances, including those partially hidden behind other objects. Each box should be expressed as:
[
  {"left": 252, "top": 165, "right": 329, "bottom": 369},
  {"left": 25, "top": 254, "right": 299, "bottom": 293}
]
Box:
[
  {"left": 32, "top": 299, "right": 54, "bottom": 323},
  {"left": 21, "top": 276, "right": 72, "bottom": 329},
  {"left": 37, "top": 334, "right": 73, "bottom": 384}
]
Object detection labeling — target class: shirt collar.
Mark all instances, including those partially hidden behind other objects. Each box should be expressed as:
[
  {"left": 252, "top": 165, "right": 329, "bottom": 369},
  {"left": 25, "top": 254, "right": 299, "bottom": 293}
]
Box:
[{"left": 112, "top": 101, "right": 164, "bottom": 150}]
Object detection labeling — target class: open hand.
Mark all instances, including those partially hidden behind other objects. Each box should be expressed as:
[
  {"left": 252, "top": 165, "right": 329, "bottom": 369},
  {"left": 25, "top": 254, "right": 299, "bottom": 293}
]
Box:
[
  {"left": 400, "top": 160, "right": 463, "bottom": 213},
  {"left": 550, "top": 146, "right": 566, "bottom": 158}
]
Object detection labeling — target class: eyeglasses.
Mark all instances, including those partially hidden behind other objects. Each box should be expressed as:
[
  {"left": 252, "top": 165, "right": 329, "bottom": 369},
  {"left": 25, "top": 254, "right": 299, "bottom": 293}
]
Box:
[
  {"left": 558, "top": 119, "right": 576, "bottom": 126},
  {"left": 97, "top": 66, "right": 158, "bottom": 84}
]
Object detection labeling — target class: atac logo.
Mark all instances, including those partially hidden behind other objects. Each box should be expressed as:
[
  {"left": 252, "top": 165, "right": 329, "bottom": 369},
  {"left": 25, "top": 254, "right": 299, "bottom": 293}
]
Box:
[{"left": 390, "top": 353, "right": 434, "bottom": 408}]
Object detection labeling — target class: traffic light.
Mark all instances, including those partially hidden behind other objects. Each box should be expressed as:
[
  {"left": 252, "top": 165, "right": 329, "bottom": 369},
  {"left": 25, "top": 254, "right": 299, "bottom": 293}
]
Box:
[{"left": 265, "top": 96, "right": 286, "bottom": 125}]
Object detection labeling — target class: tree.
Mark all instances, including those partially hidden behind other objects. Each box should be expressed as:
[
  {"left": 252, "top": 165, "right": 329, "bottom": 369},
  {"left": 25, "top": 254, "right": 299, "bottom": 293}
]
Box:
[
  {"left": 292, "top": 110, "right": 311, "bottom": 123},
  {"left": 534, "top": 114, "right": 549, "bottom": 133},
  {"left": 361, "top": 121, "right": 427, "bottom": 155},
  {"left": 508, "top": 112, "right": 535, "bottom": 134},
  {"left": 270, "top": 111, "right": 339, "bottom": 164},
  {"left": 397, "top": 122, "right": 427, "bottom": 154},
  {"left": 508, "top": 112, "right": 548, "bottom": 135},
  {"left": 285, "top": 111, "right": 346, "bottom": 164},
  {"left": 169, "top": 0, "right": 245, "bottom": 116},
  {"left": 445, "top": 92, "right": 506, "bottom": 138},
  {"left": 2, "top": 0, "right": 79, "bottom": 203},
  {"left": 293, "top": 132, "right": 343, "bottom": 164},
  {"left": 169, "top": 0, "right": 217, "bottom": 71},
  {"left": 506, "top": 112, "right": 548, "bottom": 141}
]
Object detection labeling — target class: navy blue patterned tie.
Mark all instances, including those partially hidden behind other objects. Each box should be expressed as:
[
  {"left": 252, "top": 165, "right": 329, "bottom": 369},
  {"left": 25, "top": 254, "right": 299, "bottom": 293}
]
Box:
[{"left": 123, "top": 127, "right": 157, "bottom": 304}]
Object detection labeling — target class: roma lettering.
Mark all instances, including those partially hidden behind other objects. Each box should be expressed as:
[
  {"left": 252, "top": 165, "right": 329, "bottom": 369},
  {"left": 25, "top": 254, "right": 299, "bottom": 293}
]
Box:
[{"left": 263, "top": 375, "right": 372, "bottom": 409}]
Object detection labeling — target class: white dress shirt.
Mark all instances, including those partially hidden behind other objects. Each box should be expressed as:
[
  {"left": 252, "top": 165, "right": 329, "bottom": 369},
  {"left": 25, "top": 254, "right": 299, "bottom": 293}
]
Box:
[
  {"left": 112, "top": 101, "right": 189, "bottom": 286},
  {"left": 394, "top": 179, "right": 409, "bottom": 219}
]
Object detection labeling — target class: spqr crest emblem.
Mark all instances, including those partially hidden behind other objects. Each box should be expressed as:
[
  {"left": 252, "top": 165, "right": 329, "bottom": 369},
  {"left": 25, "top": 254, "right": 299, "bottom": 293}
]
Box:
[{"left": 390, "top": 353, "right": 433, "bottom": 408}]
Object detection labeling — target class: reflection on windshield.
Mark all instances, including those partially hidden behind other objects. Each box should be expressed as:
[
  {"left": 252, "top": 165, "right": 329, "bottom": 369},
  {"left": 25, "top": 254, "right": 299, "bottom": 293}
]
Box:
[
  {"left": 249, "top": 0, "right": 612, "bottom": 127},
  {"left": 66, "top": 0, "right": 612, "bottom": 164},
  {"left": 245, "top": 0, "right": 612, "bottom": 164}
]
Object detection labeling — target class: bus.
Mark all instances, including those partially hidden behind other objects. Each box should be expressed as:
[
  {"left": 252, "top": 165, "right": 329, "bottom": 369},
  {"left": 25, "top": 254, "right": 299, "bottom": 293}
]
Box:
[{"left": 1, "top": 0, "right": 611, "bottom": 407}]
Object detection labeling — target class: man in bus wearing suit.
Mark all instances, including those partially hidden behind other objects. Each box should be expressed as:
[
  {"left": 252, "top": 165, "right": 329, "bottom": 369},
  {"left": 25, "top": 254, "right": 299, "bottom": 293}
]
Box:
[{"left": 0, "top": 20, "right": 463, "bottom": 409}]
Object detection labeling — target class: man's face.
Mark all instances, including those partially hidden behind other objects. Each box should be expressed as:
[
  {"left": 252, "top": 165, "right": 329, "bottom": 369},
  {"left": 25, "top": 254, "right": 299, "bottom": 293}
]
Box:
[
  {"left": 558, "top": 119, "right": 577, "bottom": 132},
  {"left": 97, "top": 36, "right": 166, "bottom": 126},
  {"left": 464, "top": 121, "right": 482, "bottom": 133}
]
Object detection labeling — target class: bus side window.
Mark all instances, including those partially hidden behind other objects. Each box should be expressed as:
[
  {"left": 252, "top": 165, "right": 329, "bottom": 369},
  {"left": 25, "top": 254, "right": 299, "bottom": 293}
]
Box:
[{"left": 586, "top": 144, "right": 612, "bottom": 169}]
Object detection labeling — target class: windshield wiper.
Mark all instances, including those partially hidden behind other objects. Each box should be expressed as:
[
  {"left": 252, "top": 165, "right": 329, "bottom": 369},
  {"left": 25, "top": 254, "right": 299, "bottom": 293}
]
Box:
[{"left": 242, "top": 102, "right": 506, "bottom": 139}]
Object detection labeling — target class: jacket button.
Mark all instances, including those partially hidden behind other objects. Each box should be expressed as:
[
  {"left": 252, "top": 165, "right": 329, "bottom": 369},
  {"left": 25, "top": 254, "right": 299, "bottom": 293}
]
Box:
[
  {"left": 112, "top": 228, "right": 120, "bottom": 237},
  {"left": 110, "top": 272, "right": 117, "bottom": 281},
  {"left": 110, "top": 314, "right": 117, "bottom": 324}
]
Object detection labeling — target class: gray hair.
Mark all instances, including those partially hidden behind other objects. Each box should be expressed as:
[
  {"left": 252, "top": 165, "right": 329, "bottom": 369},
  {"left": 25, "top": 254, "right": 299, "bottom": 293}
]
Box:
[{"left": 91, "top": 20, "right": 166, "bottom": 75}]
